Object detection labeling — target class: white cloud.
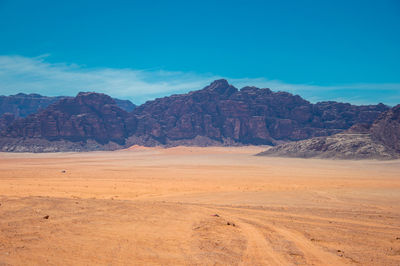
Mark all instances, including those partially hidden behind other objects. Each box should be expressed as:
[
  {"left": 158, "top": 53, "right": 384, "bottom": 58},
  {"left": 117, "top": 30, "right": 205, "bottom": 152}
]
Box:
[
  {"left": 0, "top": 54, "right": 399, "bottom": 106},
  {"left": 0, "top": 54, "right": 220, "bottom": 103}
]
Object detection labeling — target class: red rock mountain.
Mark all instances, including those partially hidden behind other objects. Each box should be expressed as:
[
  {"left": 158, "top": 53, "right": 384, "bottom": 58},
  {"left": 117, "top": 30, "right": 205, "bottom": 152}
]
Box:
[
  {"left": 0, "top": 80, "right": 390, "bottom": 151},
  {"left": 129, "top": 79, "right": 388, "bottom": 145},
  {"left": 2, "top": 92, "right": 136, "bottom": 145}
]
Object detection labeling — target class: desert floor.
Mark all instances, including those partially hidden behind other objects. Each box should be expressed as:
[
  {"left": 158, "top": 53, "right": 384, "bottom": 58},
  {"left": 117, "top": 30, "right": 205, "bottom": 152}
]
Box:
[{"left": 0, "top": 146, "right": 399, "bottom": 265}]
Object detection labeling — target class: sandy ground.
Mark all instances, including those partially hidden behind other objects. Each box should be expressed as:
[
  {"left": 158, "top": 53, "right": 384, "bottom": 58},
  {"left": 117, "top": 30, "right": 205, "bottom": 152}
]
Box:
[{"left": 0, "top": 146, "right": 400, "bottom": 265}]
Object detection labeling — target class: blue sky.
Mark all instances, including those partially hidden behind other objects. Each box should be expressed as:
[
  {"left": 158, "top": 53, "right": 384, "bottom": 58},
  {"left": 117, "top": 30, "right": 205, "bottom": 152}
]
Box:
[{"left": 0, "top": 0, "right": 399, "bottom": 105}]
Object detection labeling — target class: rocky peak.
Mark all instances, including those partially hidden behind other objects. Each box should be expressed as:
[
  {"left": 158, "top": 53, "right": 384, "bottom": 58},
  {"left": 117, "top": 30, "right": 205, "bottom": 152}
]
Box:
[
  {"left": 203, "top": 79, "right": 238, "bottom": 97},
  {"left": 75, "top": 92, "right": 116, "bottom": 110},
  {"left": 376, "top": 103, "right": 390, "bottom": 111}
]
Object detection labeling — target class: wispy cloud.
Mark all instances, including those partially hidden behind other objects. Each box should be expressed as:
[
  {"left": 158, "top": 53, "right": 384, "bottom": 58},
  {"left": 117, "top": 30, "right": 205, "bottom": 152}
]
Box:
[
  {"left": 0, "top": 54, "right": 399, "bottom": 106},
  {"left": 0, "top": 54, "right": 219, "bottom": 103}
]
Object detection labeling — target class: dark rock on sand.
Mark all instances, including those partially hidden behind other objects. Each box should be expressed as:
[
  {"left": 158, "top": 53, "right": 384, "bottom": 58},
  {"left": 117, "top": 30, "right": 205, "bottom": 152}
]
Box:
[{"left": 258, "top": 105, "right": 400, "bottom": 160}]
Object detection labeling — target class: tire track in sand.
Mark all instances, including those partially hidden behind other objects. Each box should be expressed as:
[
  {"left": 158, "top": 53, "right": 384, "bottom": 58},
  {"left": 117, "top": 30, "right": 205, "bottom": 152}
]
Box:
[
  {"left": 216, "top": 207, "right": 348, "bottom": 265},
  {"left": 235, "top": 219, "right": 289, "bottom": 266}
]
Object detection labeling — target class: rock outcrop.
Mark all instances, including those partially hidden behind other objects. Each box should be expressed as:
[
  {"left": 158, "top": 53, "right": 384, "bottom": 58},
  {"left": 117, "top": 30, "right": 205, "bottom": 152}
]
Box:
[
  {"left": 370, "top": 105, "right": 400, "bottom": 152},
  {"left": 257, "top": 134, "right": 399, "bottom": 160},
  {"left": 258, "top": 105, "right": 400, "bottom": 160}
]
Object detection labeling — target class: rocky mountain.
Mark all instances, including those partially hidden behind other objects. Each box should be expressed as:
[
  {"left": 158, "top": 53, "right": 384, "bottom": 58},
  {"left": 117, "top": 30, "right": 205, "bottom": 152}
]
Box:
[
  {"left": 128, "top": 79, "right": 387, "bottom": 146},
  {"left": 1, "top": 92, "right": 136, "bottom": 150},
  {"left": 0, "top": 80, "right": 391, "bottom": 152},
  {"left": 0, "top": 93, "right": 136, "bottom": 118},
  {"left": 0, "top": 93, "right": 64, "bottom": 118},
  {"left": 258, "top": 105, "right": 400, "bottom": 160}
]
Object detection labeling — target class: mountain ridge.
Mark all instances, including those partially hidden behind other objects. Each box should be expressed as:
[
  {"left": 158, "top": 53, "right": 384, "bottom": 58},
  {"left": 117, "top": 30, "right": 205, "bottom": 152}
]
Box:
[
  {"left": 129, "top": 79, "right": 388, "bottom": 145},
  {"left": 0, "top": 80, "right": 392, "bottom": 152},
  {"left": 0, "top": 92, "right": 135, "bottom": 119}
]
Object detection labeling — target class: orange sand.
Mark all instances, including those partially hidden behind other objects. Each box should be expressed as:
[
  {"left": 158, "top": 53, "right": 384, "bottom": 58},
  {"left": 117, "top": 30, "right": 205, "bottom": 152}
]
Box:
[{"left": 0, "top": 146, "right": 399, "bottom": 265}]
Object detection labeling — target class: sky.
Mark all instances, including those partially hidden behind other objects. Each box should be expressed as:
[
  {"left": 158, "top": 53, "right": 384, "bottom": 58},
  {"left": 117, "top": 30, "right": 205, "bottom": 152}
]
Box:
[{"left": 0, "top": 0, "right": 399, "bottom": 105}]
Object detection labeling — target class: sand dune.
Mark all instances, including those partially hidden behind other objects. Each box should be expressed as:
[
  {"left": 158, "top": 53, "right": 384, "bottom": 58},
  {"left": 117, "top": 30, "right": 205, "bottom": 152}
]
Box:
[{"left": 0, "top": 146, "right": 400, "bottom": 265}]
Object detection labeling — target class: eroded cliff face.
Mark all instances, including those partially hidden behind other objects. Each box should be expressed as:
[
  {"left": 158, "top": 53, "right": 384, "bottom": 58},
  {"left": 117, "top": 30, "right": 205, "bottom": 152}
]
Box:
[
  {"left": 129, "top": 79, "right": 387, "bottom": 145},
  {"left": 370, "top": 104, "right": 400, "bottom": 152},
  {"left": 0, "top": 113, "right": 15, "bottom": 131},
  {"left": 2, "top": 92, "right": 136, "bottom": 145},
  {"left": 0, "top": 80, "right": 391, "bottom": 152},
  {"left": 0, "top": 93, "right": 64, "bottom": 118}
]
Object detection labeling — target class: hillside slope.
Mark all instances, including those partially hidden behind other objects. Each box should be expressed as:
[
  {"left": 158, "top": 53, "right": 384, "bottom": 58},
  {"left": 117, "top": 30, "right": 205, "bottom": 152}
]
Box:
[{"left": 258, "top": 105, "right": 400, "bottom": 160}]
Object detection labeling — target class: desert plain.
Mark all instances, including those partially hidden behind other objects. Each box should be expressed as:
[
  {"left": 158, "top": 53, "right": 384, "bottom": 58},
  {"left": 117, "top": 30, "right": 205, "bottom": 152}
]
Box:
[{"left": 0, "top": 146, "right": 399, "bottom": 265}]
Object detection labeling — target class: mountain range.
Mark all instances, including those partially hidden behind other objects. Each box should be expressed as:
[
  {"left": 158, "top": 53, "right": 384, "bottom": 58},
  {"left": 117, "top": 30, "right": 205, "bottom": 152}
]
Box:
[{"left": 0, "top": 79, "right": 397, "bottom": 157}]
